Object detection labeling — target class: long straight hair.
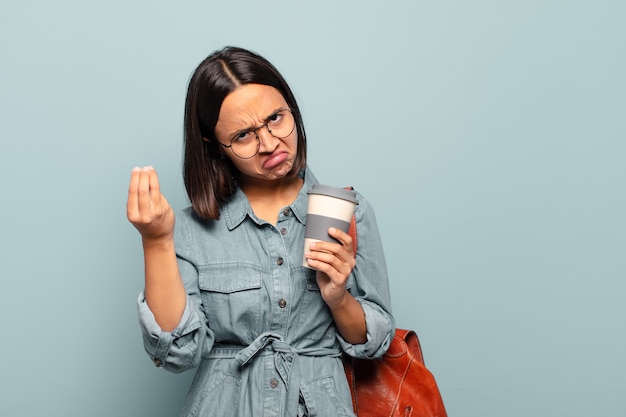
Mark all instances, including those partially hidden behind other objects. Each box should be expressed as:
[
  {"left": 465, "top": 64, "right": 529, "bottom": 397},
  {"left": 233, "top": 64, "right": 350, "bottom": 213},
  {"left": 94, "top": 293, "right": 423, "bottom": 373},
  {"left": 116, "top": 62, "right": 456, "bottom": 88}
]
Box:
[{"left": 183, "top": 46, "right": 307, "bottom": 219}]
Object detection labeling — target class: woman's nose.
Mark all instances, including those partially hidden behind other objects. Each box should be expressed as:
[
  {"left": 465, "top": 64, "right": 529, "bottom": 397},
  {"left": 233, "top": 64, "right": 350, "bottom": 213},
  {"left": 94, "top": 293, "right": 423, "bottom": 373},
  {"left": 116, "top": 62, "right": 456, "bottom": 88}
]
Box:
[{"left": 256, "top": 126, "right": 279, "bottom": 152}]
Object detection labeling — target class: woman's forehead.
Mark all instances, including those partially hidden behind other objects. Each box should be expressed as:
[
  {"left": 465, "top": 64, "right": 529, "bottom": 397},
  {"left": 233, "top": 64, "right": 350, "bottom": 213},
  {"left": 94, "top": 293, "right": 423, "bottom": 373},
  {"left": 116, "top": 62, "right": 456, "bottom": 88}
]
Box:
[
  {"left": 222, "top": 84, "right": 286, "bottom": 116},
  {"left": 216, "top": 84, "right": 287, "bottom": 133}
]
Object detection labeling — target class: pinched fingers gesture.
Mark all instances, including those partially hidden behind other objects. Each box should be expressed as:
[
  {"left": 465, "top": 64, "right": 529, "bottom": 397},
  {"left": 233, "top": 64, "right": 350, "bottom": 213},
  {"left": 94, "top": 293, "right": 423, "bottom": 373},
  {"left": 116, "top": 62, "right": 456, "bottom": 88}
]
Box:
[
  {"left": 126, "top": 166, "right": 175, "bottom": 241},
  {"left": 305, "top": 227, "right": 356, "bottom": 308}
]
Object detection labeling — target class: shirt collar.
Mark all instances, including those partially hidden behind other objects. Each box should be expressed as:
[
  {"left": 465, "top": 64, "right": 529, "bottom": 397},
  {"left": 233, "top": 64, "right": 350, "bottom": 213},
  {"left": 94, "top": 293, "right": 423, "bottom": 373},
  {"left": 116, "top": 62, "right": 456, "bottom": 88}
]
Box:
[{"left": 222, "top": 167, "right": 318, "bottom": 230}]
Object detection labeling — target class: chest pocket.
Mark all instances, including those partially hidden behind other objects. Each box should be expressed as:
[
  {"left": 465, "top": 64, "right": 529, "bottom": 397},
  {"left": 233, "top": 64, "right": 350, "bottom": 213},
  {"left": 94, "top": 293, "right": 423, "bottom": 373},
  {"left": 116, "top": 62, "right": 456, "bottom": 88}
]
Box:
[{"left": 198, "top": 264, "right": 263, "bottom": 343}]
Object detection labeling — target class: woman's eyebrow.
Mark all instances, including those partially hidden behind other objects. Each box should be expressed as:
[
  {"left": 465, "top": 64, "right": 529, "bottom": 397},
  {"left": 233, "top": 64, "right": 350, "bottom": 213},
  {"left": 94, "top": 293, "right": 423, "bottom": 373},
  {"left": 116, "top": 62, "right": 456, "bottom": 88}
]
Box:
[
  {"left": 264, "top": 106, "right": 288, "bottom": 120},
  {"left": 228, "top": 118, "right": 259, "bottom": 138}
]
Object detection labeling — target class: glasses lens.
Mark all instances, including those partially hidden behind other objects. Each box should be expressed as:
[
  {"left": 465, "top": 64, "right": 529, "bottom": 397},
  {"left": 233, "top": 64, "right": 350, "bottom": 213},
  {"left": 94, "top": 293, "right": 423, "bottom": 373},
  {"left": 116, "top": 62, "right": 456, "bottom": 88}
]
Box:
[
  {"left": 231, "top": 136, "right": 259, "bottom": 159},
  {"left": 266, "top": 110, "right": 295, "bottom": 139}
]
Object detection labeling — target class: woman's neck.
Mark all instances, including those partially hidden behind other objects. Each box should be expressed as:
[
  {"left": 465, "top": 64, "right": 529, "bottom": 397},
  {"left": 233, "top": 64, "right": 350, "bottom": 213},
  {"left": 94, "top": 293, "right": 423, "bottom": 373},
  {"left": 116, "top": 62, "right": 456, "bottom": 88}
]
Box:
[{"left": 239, "top": 175, "right": 303, "bottom": 224}]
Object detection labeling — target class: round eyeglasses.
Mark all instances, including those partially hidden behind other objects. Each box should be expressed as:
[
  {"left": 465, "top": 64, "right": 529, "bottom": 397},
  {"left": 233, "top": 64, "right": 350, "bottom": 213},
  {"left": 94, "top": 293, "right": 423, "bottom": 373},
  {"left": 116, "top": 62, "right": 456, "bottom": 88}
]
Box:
[{"left": 218, "top": 109, "right": 296, "bottom": 159}]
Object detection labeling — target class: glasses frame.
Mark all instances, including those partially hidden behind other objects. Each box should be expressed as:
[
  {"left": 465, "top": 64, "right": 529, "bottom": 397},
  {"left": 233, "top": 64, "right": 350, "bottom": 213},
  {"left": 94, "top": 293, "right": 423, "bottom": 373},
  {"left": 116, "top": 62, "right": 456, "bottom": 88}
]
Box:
[{"left": 217, "top": 108, "right": 295, "bottom": 159}]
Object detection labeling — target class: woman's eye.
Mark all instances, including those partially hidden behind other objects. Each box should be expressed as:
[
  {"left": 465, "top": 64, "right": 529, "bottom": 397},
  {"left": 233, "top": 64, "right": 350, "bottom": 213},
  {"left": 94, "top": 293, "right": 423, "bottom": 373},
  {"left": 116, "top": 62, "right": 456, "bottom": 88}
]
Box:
[
  {"left": 267, "top": 112, "right": 283, "bottom": 125},
  {"left": 233, "top": 131, "right": 252, "bottom": 143}
]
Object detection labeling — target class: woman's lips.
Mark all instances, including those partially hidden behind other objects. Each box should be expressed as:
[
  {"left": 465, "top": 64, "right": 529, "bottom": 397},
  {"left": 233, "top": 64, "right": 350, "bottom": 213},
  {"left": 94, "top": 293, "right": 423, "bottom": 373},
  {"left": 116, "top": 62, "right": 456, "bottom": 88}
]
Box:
[{"left": 262, "top": 151, "right": 288, "bottom": 169}]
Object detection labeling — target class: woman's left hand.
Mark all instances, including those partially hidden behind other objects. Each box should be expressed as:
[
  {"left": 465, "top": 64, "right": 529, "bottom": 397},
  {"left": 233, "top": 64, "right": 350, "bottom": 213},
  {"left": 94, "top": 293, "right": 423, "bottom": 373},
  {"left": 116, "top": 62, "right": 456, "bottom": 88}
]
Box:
[{"left": 305, "top": 227, "right": 356, "bottom": 308}]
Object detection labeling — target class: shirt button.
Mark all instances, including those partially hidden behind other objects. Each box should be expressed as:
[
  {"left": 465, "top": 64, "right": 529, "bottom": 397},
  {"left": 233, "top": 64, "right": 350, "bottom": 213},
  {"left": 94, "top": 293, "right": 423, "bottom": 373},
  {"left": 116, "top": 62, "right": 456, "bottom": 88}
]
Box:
[
  {"left": 282, "top": 208, "right": 292, "bottom": 216},
  {"left": 280, "top": 227, "right": 287, "bottom": 235},
  {"left": 278, "top": 298, "right": 287, "bottom": 308},
  {"left": 153, "top": 358, "right": 163, "bottom": 367},
  {"left": 270, "top": 378, "right": 279, "bottom": 388},
  {"left": 276, "top": 257, "right": 284, "bottom": 266}
]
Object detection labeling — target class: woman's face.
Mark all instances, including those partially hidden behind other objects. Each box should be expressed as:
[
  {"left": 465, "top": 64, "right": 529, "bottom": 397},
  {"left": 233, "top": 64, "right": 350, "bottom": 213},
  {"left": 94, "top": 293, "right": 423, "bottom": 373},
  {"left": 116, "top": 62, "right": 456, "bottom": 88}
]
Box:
[{"left": 214, "top": 84, "right": 298, "bottom": 183}]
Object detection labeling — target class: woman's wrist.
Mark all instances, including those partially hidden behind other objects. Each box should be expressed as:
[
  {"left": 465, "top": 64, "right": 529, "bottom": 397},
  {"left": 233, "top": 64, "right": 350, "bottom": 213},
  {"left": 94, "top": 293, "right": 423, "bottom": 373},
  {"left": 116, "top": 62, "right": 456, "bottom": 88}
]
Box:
[{"left": 142, "top": 234, "right": 175, "bottom": 252}]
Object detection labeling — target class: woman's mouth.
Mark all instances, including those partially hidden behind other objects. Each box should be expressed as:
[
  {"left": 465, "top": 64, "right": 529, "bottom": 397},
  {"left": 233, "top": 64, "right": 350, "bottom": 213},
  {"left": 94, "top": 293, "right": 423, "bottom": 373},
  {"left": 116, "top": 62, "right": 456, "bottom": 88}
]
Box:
[{"left": 262, "top": 151, "right": 288, "bottom": 170}]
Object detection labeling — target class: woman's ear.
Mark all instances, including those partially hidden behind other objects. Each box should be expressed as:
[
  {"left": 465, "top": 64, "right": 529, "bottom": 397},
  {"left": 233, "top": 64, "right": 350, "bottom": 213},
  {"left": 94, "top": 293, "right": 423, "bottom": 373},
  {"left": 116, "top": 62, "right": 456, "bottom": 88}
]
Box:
[{"left": 204, "top": 138, "right": 227, "bottom": 159}]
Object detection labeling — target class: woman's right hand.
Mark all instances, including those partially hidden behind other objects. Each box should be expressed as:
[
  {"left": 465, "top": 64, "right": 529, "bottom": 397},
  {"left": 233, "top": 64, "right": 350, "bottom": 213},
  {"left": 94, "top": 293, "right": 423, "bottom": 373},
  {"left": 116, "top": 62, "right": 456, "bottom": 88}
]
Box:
[{"left": 127, "top": 166, "right": 175, "bottom": 242}]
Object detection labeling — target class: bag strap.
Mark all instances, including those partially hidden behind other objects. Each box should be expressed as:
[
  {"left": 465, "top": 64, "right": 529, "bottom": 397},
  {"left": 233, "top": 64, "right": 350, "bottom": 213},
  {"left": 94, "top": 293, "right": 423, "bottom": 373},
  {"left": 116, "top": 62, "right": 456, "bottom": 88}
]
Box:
[
  {"left": 345, "top": 187, "right": 358, "bottom": 258},
  {"left": 348, "top": 214, "right": 357, "bottom": 258},
  {"left": 344, "top": 187, "right": 359, "bottom": 413}
]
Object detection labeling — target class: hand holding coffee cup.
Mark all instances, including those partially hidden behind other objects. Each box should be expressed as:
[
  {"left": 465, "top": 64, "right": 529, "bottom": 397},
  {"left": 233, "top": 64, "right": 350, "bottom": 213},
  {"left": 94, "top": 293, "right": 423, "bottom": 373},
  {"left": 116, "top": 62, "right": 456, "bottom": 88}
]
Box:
[{"left": 303, "top": 185, "right": 358, "bottom": 269}]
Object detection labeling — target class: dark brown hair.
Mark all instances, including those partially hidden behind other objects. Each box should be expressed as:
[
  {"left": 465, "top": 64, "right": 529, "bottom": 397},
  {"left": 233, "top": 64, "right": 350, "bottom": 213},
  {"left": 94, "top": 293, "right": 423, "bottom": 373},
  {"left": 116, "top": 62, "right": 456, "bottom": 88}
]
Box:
[{"left": 183, "top": 46, "right": 307, "bottom": 219}]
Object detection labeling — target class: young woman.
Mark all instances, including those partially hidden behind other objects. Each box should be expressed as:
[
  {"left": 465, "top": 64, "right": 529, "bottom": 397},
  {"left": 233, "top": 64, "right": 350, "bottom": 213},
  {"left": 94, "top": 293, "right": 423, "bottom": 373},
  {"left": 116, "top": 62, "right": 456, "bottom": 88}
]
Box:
[{"left": 127, "top": 46, "right": 394, "bottom": 417}]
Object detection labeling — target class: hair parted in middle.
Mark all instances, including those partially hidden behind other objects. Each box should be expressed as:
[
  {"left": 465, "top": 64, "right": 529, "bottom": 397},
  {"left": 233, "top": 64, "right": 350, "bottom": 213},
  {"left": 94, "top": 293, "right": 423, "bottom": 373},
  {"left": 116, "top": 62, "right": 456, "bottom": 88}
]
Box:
[{"left": 183, "top": 46, "right": 307, "bottom": 220}]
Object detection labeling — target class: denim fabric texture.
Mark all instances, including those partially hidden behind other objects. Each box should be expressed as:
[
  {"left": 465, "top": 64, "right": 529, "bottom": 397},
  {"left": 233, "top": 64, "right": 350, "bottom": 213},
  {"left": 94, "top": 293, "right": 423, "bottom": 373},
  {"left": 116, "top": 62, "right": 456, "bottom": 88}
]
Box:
[{"left": 137, "top": 168, "right": 395, "bottom": 417}]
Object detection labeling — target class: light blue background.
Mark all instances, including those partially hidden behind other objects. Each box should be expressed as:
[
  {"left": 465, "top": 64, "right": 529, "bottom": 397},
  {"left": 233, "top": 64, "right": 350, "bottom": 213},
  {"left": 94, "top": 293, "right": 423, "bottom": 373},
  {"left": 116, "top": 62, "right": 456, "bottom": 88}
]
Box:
[{"left": 1, "top": 1, "right": 624, "bottom": 416}]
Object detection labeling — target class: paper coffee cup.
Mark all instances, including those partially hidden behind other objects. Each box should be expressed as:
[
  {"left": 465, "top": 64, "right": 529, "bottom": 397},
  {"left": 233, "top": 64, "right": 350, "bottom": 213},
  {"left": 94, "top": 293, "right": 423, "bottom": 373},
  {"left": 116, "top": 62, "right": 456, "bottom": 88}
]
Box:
[{"left": 302, "top": 184, "right": 358, "bottom": 268}]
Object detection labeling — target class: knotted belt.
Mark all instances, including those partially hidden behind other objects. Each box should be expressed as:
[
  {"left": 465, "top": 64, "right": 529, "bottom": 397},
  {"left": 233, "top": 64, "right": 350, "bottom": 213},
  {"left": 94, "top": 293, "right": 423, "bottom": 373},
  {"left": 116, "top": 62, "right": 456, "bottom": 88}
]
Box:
[{"left": 207, "top": 332, "right": 342, "bottom": 416}]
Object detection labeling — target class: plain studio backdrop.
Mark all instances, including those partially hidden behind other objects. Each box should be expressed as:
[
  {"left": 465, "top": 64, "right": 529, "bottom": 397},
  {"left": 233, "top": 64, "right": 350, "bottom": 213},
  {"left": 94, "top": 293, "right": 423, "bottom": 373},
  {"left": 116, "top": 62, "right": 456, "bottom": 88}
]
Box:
[{"left": 1, "top": 1, "right": 624, "bottom": 416}]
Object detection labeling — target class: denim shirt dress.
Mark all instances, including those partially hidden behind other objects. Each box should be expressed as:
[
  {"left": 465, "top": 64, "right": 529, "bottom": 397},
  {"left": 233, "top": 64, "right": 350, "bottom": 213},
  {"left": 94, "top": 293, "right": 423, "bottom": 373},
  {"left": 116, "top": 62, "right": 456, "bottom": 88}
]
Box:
[{"left": 137, "top": 168, "right": 395, "bottom": 417}]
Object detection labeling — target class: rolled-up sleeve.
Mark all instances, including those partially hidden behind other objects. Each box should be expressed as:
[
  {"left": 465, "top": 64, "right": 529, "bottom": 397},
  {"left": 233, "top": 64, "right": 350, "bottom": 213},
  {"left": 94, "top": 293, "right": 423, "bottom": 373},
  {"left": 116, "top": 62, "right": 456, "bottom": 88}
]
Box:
[
  {"left": 137, "top": 292, "right": 206, "bottom": 373},
  {"left": 339, "top": 195, "right": 395, "bottom": 358}
]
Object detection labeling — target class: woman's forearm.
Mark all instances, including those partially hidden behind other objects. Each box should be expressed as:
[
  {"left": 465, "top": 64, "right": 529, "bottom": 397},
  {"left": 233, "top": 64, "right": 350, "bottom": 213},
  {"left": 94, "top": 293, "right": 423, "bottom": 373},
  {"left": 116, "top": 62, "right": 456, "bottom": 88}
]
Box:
[
  {"left": 142, "top": 237, "right": 187, "bottom": 332},
  {"left": 329, "top": 291, "right": 367, "bottom": 344}
]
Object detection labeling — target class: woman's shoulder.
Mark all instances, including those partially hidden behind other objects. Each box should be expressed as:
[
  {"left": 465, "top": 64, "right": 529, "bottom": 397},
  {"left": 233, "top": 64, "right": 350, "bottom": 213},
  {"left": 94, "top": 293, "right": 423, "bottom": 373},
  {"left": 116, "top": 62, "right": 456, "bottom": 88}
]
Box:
[
  {"left": 176, "top": 206, "right": 222, "bottom": 234},
  {"left": 353, "top": 188, "right": 376, "bottom": 221},
  {"left": 179, "top": 205, "right": 210, "bottom": 222}
]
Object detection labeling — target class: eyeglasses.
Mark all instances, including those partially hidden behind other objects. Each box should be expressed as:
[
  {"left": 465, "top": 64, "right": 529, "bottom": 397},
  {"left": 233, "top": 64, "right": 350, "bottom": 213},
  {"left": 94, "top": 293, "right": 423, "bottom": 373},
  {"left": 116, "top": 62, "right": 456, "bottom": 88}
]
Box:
[{"left": 218, "top": 108, "right": 296, "bottom": 159}]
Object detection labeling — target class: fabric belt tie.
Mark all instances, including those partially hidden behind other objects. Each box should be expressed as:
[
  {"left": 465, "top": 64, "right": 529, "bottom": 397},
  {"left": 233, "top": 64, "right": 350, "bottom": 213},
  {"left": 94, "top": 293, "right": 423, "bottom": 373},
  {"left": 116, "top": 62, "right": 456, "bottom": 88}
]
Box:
[{"left": 208, "top": 331, "right": 342, "bottom": 417}]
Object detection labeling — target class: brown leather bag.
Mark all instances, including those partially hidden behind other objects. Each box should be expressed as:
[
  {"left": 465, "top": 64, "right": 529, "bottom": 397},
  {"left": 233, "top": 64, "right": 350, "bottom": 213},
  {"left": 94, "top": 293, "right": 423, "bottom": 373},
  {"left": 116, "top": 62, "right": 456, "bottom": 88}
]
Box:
[
  {"left": 343, "top": 329, "right": 448, "bottom": 417},
  {"left": 344, "top": 210, "right": 448, "bottom": 417}
]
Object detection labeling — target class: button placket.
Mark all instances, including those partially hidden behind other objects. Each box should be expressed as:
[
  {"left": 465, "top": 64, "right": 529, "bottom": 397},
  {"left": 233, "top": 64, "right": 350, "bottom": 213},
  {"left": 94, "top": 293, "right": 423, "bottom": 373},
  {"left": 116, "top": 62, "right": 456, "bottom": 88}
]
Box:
[{"left": 269, "top": 207, "right": 295, "bottom": 333}]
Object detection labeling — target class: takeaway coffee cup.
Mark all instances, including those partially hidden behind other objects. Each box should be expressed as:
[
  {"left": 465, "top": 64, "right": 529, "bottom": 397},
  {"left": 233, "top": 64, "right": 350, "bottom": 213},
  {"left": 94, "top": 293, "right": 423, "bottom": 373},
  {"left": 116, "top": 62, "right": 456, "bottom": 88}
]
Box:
[{"left": 302, "top": 184, "right": 359, "bottom": 268}]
